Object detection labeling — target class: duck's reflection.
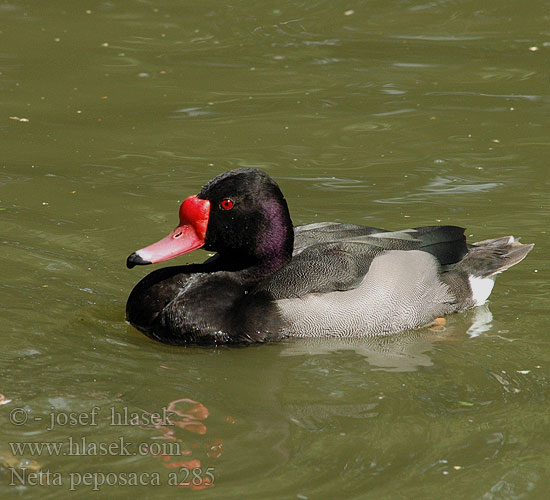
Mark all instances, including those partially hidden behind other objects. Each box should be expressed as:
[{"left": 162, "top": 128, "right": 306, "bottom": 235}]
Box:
[
  {"left": 465, "top": 305, "right": 493, "bottom": 338},
  {"left": 129, "top": 304, "right": 507, "bottom": 496},
  {"left": 280, "top": 305, "right": 494, "bottom": 372}
]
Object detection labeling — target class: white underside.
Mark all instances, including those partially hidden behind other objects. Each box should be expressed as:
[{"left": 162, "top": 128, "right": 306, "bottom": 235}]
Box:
[{"left": 468, "top": 276, "right": 495, "bottom": 306}]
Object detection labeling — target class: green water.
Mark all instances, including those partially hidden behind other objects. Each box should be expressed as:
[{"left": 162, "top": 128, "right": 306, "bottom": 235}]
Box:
[{"left": 1, "top": 1, "right": 549, "bottom": 498}]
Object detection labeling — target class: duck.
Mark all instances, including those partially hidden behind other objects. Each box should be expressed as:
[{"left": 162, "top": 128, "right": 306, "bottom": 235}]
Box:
[{"left": 126, "top": 168, "right": 533, "bottom": 345}]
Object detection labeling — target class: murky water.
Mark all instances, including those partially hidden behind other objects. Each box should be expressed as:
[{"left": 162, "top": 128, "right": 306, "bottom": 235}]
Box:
[{"left": 1, "top": 1, "right": 549, "bottom": 498}]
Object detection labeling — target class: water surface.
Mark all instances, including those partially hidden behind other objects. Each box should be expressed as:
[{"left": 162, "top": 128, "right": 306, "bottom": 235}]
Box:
[{"left": 1, "top": 1, "right": 549, "bottom": 498}]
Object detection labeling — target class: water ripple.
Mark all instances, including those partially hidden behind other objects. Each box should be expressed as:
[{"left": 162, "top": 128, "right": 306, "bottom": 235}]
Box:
[{"left": 376, "top": 175, "right": 503, "bottom": 204}]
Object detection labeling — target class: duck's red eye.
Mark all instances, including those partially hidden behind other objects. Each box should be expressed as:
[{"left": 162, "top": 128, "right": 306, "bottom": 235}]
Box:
[{"left": 220, "top": 198, "right": 234, "bottom": 210}]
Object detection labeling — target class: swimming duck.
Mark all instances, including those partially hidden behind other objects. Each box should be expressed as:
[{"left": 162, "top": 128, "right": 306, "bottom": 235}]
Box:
[{"left": 126, "top": 168, "right": 533, "bottom": 345}]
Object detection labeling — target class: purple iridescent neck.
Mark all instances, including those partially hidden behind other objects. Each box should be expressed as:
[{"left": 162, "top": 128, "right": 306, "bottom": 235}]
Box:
[{"left": 256, "top": 197, "right": 294, "bottom": 272}]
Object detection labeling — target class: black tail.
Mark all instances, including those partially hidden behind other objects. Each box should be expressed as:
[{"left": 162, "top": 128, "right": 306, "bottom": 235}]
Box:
[{"left": 415, "top": 225, "right": 468, "bottom": 266}]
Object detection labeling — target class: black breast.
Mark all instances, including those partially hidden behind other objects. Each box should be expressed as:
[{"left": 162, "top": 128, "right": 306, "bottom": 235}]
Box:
[{"left": 126, "top": 265, "right": 283, "bottom": 345}]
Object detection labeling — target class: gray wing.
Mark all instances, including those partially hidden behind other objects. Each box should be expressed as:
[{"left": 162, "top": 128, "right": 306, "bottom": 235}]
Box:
[
  {"left": 292, "top": 222, "right": 388, "bottom": 254},
  {"left": 262, "top": 231, "right": 423, "bottom": 299},
  {"left": 260, "top": 223, "right": 466, "bottom": 299}
]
